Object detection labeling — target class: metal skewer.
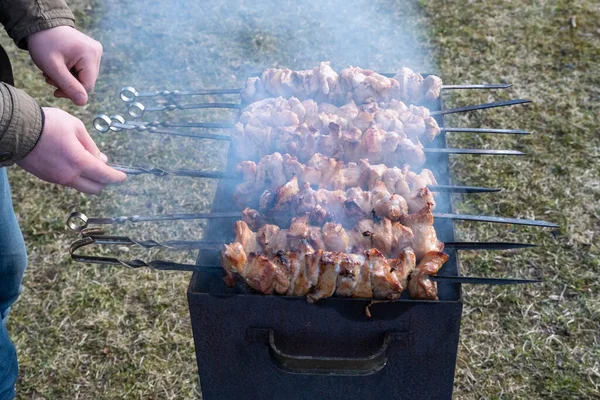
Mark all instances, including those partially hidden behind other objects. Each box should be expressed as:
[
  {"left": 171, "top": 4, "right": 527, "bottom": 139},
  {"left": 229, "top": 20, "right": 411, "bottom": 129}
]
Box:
[
  {"left": 441, "top": 127, "right": 530, "bottom": 135},
  {"left": 108, "top": 164, "right": 238, "bottom": 179},
  {"left": 74, "top": 229, "right": 536, "bottom": 253},
  {"left": 94, "top": 115, "right": 529, "bottom": 138},
  {"left": 443, "top": 242, "right": 536, "bottom": 250},
  {"left": 119, "top": 86, "right": 243, "bottom": 103},
  {"left": 69, "top": 234, "right": 540, "bottom": 286},
  {"left": 440, "top": 84, "right": 512, "bottom": 90},
  {"left": 125, "top": 98, "right": 530, "bottom": 119},
  {"left": 434, "top": 213, "right": 559, "bottom": 228},
  {"left": 127, "top": 101, "right": 242, "bottom": 118},
  {"left": 430, "top": 276, "right": 540, "bottom": 285},
  {"left": 105, "top": 164, "right": 499, "bottom": 194},
  {"left": 66, "top": 211, "right": 240, "bottom": 233},
  {"left": 67, "top": 209, "right": 558, "bottom": 233},
  {"left": 93, "top": 115, "right": 233, "bottom": 141},
  {"left": 424, "top": 148, "right": 524, "bottom": 156},
  {"left": 430, "top": 99, "right": 531, "bottom": 116},
  {"left": 119, "top": 81, "right": 511, "bottom": 104}
]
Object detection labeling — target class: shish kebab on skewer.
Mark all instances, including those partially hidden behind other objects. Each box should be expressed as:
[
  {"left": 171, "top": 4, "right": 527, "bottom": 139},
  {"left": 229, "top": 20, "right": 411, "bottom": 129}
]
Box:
[
  {"left": 233, "top": 152, "right": 438, "bottom": 209},
  {"left": 118, "top": 63, "right": 511, "bottom": 106},
  {"left": 238, "top": 202, "right": 442, "bottom": 261},
  {"left": 232, "top": 97, "right": 527, "bottom": 167},
  {"left": 237, "top": 176, "right": 441, "bottom": 249},
  {"left": 243, "top": 62, "right": 492, "bottom": 106},
  {"left": 222, "top": 238, "right": 448, "bottom": 302},
  {"left": 238, "top": 96, "right": 442, "bottom": 144}
]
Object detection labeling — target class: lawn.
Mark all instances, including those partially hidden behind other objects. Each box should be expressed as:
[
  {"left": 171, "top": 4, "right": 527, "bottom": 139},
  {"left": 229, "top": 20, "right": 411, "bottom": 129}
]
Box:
[{"left": 3, "top": 0, "right": 599, "bottom": 398}]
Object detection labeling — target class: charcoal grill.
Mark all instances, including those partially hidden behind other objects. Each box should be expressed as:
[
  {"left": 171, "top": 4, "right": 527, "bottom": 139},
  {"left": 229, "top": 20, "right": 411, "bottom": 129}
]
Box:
[
  {"left": 67, "top": 70, "right": 556, "bottom": 400},
  {"left": 186, "top": 90, "right": 463, "bottom": 400}
]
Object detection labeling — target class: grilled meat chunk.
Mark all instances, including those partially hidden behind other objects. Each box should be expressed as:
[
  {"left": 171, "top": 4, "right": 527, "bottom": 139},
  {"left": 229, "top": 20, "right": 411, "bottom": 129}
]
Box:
[
  {"left": 408, "top": 251, "right": 449, "bottom": 300},
  {"left": 400, "top": 203, "right": 444, "bottom": 260}
]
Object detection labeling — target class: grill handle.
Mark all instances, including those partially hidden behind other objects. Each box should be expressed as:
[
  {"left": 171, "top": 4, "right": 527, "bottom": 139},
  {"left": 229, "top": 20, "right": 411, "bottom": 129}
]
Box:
[{"left": 247, "top": 328, "right": 413, "bottom": 376}]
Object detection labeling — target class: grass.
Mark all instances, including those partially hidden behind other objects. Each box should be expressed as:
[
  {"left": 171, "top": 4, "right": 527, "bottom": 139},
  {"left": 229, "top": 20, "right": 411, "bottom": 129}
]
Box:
[{"left": 3, "top": 0, "right": 599, "bottom": 398}]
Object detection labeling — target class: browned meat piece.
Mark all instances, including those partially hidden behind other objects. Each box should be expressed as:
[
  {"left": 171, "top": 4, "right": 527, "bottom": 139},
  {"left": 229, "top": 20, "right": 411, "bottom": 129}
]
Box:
[
  {"left": 406, "top": 187, "right": 436, "bottom": 214},
  {"left": 401, "top": 204, "right": 444, "bottom": 260},
  {"left": 374, "top": 193, "right": 408, "bottom": 221},
  {"left": 288, "top": 215, "right": 310, "bottom": 239},
  {"left": 244, "top": 253, "right": 289, "bottom": 295},
  {"left": 272, "top": 175, "right": 300, "bottom": 211},
  {"left": 334, "top": 254, "right": 365, "bottom": 297},
  {"left": 221, "top": 242, "right": 247, "bottom": 286},
  {"left": 255, "top": 152, "right": 287, "bottom": 189},
  {"left": 234, "top": 220, "right": 260, "bottom": 254},
  {"left": 283, "top": 252, "right": 302, "bottom": 296},
  {"left": 241, "top": 207, "right": 269, "bottom": 231},
  {"left": 423, "top": 75, "right": 443, "bottom": 102},
  {"left": 369, "top": 218, "right": 394, "bottom": 256},
  {"left": 391, "top": 248, "right": 416, "bottom": 291},
  {"left": 366, "top": 249, "right": 403, "bottom": 300},
  {"left": 307, "top": 226, "right": 327, "bottom": 250},
  {"left": 256, "top": 224, "right": 287, "bottom": 255},
  {"left": 312, "top": 189, "right": 347, "bottom": 222},
  {"left": 307, "top": 251, "right": 339, "bottom": 303},
  {"left": 322, "top": 222, "right": 350, "bottom": 252},
  {"left": 408, "top": 251, "right": 449, "bottom": 300}
]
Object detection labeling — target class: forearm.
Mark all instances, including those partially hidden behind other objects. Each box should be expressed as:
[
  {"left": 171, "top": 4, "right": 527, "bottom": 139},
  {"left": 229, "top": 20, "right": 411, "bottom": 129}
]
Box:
[
  {"left": 0, "top": 0, "right": 75, "bottom": 49},
  {"left": 0, "top": 83, "right": 43, "bottom": 166}
]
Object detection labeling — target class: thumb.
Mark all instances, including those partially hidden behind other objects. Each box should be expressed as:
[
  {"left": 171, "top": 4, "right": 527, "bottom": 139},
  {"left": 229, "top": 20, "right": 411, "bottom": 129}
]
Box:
[{"left": 46, "top": 61, "right": 88, "bottom": 105}]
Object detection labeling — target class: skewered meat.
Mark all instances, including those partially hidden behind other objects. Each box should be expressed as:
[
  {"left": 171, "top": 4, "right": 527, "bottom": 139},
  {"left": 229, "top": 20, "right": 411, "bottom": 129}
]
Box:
[
  {"left": 221, "top": 241, "right": 444, "bottom": 301},
  {"left": 408, "top": 252, "right": 449, "bottom": 300},
  {"left": 233, "top": 153, "right": 437, "bottom": 210},
  {"left": 400, "top": 203, "right": 444, "bottom": 260},
  {"left": 237, "top": 203, "right": 441, "bottom": 260},
  {"left": 238, "top": 175, "right": 436, "bottom": 229},
  {"left": 233, "top": 118, "right": 426, "bottom": 167},
  {"left": 240, "top": 62, "right": 443, "bottom": 106},
  {"left": 238, "top": 96, "right": 440, "bottom": 143}
]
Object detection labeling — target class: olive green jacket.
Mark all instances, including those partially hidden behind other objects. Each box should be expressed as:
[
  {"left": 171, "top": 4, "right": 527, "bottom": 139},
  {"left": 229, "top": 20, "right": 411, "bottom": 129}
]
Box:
[{"left": 0, "top": 0, "right": 75, "bottom": 166}]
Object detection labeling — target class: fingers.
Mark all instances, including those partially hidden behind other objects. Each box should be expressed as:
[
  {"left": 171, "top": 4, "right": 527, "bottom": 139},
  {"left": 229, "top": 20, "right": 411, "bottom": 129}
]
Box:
[
  {"left": 53, "top": 88, "right": 68, "bottom": 99},
  {"left": 75, "top": 123, "right": 103, "bottom": 159},
  {"left": 73, "top": 59, "right": 100, "bottom": 94},
  {"left": 45, "top": 61, "right": 88, "bottom": 105},
  {"left": 44, "top": 74, "right": 68, "bottom": 98},
  {"left": 79, "top": 152, "right": 127, "bottom": 185},
  {"left": 70, "top": 176, "right": 106, "bottom": 195}
]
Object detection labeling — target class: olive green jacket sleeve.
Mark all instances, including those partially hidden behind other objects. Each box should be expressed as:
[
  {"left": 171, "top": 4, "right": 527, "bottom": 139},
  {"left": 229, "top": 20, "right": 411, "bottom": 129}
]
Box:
[
  {"left": 0, "top": 0, "right": 75, "bottom": 50},
  {"left": 0, "top": 83, "right": 43, "bottom": 166},
  {"left": 0, "top": 0, "right": 75, "bottom": 166}
]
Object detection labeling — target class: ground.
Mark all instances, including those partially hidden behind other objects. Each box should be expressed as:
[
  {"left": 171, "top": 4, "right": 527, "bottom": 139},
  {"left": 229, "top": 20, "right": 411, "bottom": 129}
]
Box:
[{"left": 3, "top": 0, "right": 599, "bottom": 399}]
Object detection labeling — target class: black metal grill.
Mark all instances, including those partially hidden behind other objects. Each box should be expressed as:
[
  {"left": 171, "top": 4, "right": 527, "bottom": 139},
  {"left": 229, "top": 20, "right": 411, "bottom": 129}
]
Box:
[{"left": 187, "top": 92, "right": 462, "bottom": 400}]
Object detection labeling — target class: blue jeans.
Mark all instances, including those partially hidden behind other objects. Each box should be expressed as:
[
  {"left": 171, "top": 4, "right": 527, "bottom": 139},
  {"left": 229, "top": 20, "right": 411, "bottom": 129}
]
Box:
[{"left": 0, "top": 168, "right": 27, "bottom": 400}]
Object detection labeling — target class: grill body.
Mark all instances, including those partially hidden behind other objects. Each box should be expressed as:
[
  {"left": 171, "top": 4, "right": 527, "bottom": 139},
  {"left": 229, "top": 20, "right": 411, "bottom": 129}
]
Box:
[{"left": 187, "top": 90, "right": 463, "bottom": 399}]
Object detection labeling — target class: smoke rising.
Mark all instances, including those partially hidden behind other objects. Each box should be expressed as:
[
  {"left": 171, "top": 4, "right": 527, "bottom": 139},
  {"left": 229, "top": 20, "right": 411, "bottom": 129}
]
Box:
[
  {"left": 90, "top": 0, "right": 443, "bottom": 245},
  {"left": 95, "top": 0, "right": 434, "bottom": 91}
]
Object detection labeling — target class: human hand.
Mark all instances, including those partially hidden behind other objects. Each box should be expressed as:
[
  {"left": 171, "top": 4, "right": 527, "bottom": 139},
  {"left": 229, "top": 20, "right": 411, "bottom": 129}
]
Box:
[
  {"left": 27, "top": 26, "right": 103, "bottom": 106},
  {"left": 17, "top": 108, "right": 127, "bottom": 194}
]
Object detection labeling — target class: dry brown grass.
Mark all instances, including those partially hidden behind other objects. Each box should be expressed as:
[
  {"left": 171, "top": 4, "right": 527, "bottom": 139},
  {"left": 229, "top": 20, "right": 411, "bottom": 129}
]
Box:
[{"left": 3, "top": 0, "right": 598, "bottom": 399}]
